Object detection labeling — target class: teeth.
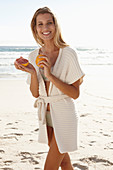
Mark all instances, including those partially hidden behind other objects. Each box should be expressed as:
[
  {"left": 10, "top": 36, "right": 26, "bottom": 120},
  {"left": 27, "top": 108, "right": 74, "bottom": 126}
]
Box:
[{"left": 43, "top": 32, "right": 50, "bottom": 35}]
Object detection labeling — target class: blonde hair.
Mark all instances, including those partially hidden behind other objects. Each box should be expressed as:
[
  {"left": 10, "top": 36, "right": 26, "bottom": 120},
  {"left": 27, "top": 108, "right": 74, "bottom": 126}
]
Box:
[{"left": 31, "top": 7, "right": 68, "bottom": 48}]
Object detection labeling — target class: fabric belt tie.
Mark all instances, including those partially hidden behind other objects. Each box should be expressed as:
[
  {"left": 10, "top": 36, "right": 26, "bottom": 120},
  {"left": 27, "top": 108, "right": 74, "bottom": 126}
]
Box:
[{"left": 34, "top": 95, "right": 68, "bottom": 124}]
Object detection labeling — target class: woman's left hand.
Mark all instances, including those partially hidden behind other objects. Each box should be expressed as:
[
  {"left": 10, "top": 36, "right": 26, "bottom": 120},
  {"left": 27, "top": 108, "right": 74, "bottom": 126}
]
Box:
[{"left": 38, "top": 55, "right": 52, "bottom": 79}]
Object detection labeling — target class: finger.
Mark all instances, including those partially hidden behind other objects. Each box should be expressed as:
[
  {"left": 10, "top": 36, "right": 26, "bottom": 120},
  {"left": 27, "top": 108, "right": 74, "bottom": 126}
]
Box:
[
  {"left": 38, "top": 55, "right": 47, "bottom": 59},
  {"left": 14, "top": 61, "right": 22, "bottom": 69},
  {"left": 38, "top": 61, "right": 50, "bottom": 68},
  {"left": 18, "top": 64, "right": 33, "bottom": 73},
  {"left": 38, "top": 59, "right": 50, "bottom": 65},
  {"left": 14, "top": 62, "right": 20, "bottom": 70},
  {"left": 39, "top": 64, "right": 49, "bottom": 71},
  {"left": 14, "top": 60, "right": 30, "bottom": 72},
  {"left": 18, "top": 65, "right": 25, "bottom": 70},
  {"left": 14, "top": 61, "right": 18, "bottom": 67},
  {"left": 14, "top": 61, "right": 20, "bottom": 66},
  {"left": 39, "top": 56, "right": 50, "bottom": 64},
  {"left": 45, "top": 57, "right": 51, "bottom": 64}
]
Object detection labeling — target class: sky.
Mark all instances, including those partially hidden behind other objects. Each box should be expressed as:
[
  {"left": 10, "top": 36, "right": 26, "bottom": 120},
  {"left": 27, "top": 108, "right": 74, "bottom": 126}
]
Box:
[{"left": 0, "top": 0, "right": 113, "bottom": 49}]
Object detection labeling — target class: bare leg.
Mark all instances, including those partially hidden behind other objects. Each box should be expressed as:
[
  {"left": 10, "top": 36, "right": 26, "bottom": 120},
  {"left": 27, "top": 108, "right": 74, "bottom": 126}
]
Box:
[
  {"left": 44, "top": 130, "right": 74, "bottom": 170},
  {"left": 44, "top": 131, "right": 65, "bottom": 170},
  {"left": 60, "top": 153, "right": 74, "bottom": 170},
  {"left": 46, "top": 125, "right": 53, "bottom": 146}
]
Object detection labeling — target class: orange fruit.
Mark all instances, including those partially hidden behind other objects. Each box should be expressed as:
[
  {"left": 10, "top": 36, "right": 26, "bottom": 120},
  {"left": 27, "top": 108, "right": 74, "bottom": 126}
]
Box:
[
  {"left": 16, "top": 57, "right": 29, "bottom": 67},
  {"left": 36, "top": 54, "right": 46, "bottom": 68},
  {"left": 21, "top": 62, "right": 29, "bottom": 66}
]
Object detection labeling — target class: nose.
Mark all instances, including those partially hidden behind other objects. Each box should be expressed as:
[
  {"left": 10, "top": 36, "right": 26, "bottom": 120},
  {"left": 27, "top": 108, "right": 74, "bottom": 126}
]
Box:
[{"left": 43, "top": 24, "right": 49, "bottom": 30}]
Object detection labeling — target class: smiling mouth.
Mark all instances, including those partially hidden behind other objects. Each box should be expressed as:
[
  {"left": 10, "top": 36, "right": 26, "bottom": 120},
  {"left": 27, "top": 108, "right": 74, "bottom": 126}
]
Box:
[{"left": 42, "top": 31, "right": 51, "bottom": 35}]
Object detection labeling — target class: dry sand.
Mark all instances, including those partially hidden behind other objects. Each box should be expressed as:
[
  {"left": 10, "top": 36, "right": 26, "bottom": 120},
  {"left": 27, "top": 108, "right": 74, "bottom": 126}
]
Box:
[{"left": 0, "top": 75, "right": 113, "bottom": 169}]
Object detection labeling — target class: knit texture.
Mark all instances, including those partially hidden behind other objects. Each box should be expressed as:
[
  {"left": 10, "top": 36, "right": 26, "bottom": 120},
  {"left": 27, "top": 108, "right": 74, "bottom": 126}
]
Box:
[{"left": 26, "top": 46, "right": 85, "bottom": 153}]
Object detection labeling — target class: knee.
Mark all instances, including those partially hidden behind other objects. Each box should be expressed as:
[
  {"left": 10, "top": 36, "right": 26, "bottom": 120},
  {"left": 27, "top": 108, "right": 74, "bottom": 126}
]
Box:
[
  {"left": 60, "top": 160, "right": 74, "bottom": 170},
  {"left": 44, "top": 165, "right": 56, "bottom": 170},
  {"left": 60, "top": 160, "right": 70, "bottom": 168}
]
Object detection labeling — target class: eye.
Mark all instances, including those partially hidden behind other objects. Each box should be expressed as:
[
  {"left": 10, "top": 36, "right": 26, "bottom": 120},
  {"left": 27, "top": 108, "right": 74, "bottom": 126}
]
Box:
[
  {"left": 38, "top": 23, "right": 43, "bottom": 26},
  {"left": 47, "top": 22, "right": 53, "bottom": 25}
]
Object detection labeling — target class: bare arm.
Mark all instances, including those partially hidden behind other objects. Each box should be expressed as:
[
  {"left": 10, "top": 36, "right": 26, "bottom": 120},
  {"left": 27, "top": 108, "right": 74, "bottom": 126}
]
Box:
[
  {"left": 37, "top": 55, "right": 81, "bottom": 99},
  {"left": 48, "top": 73, "right": 80, "bottom": 99},
  {"left": 30, "top": 70, "right": 39, "bottom": 98}
]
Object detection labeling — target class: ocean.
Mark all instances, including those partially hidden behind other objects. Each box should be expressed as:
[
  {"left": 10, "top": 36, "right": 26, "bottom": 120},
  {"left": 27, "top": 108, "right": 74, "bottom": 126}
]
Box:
[{"left": 0, "top": 45, "right": 113, "bottom": 80}]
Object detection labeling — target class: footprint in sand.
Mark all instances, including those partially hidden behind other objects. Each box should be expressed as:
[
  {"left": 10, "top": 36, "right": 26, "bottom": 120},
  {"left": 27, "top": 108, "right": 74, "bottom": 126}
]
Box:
[
  {"left": 104, "top": 143, "right": 113, "bottom": 150},
  {"left": 93, "top": 120, "right": 102, "bottom": 123},
  {"left": 104, "top": 146, "right": 113, "bottom": 150},
  {"left": 3, "top": 160, "right": 13, "bottom": 166},
  {"left": 89, "top": 141, "right": 96, "bottom": 147},
  {"left": 1, "top": 168, "right": 13, "bottom": 170},
  {"left": 10, "top": 127, "right": 18, "bottom": 129},
  {"left": 31, "top": 128, "right": 39, "bottom": 133},
  {"left": 29, "top": 139, "right": 33, "bottom": 142},
  {"left": 103, "top": 134, "right": 111, "bottom": 137},
  {"left": 99, "top": 131, "right": 111, "bottom": 137},
  {"left": 1, "top": 135, "right": 18, "bottom": 141},
  {"left": 80, "top": 145, "right": 85, "bottom": 148},
  {"left": 29, "top": 158, "right": 39, "bottom": 165},
  {"left": 73, "top": 163, "right": 88, "bottom": 170},
  {"left": 9, "top": 133, "right": 23, "bottom": 136},
  {"left": 6, "top": 123, "right": 13, "bottom": 125},
  {"left": 79, "top": 156, "right": 113, "bottom": 166},
  {"left": 90, "top": 141, "right": 96, "bottom": 143},
  {"left": 37, "top": 152, "right": 47, "bottom": 155},
  {"left": 34, "top": 128, "right": 39, "bottom": 132},
  {"left": 5, "top": 127, "right": 18, "bottom": 130},
  {"left": 0, "top": 149, "right": 5, "bottom": 153},
  {"left": 19, "top": 152, "right": 39, "bottom": 165},
  {"left": 80, "top": 113, "right": 90, "bottom": 117}
]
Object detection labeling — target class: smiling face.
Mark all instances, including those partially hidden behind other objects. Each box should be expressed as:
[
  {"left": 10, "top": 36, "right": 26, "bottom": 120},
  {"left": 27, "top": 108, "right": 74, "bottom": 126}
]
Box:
[{"left": 36, "top": 13, "right": 56, "bottom": 42}]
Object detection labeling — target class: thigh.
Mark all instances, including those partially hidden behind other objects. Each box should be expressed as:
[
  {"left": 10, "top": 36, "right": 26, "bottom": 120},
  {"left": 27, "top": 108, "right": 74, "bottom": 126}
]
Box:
[
  {"left": 47, "top": 125, "right": 53, "bottom": 146},
  {"left": 44, "top": 131, "right": 65, "bottom": 170}
]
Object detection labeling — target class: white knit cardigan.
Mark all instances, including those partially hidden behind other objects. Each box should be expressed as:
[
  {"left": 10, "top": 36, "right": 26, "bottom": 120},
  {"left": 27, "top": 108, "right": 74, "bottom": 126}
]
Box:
[{"left": 27, "top": 46, "right": 85, "bottom": 153}]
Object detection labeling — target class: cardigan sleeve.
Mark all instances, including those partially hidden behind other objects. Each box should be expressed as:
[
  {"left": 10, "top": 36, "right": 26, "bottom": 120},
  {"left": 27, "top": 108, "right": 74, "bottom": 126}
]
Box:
[
  {"left": 26, "top": 49, "right": 39, "bottom": 85},
  {"left": 65, "top": 48, "right": 85, "bottom": 85},
  {"left": 26, "top": 53, "right": 32, "bottom": 85}
]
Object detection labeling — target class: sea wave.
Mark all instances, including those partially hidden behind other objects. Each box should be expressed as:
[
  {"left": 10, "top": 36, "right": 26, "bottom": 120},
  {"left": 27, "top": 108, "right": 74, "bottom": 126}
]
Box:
[
  {"left": 0, "top": 63, "right": 15, "bottom": 66},
  {"left": 0, "top": 45, "right": 113, "bottom": 79},
  {"left": 0, "top": 46, "right": 37, "bottom": 52},
  {"left": 0, "top": 72, "right": 27, "bottom": 79}
]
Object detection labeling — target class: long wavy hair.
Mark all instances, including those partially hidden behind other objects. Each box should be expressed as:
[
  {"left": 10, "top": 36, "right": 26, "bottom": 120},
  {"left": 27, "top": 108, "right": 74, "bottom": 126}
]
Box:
[{"left": 31, "top": 7, "right": 68, "bottom": 48}]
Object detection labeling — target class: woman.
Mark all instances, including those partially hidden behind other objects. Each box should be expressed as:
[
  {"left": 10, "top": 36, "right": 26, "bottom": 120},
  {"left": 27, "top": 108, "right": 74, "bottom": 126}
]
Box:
[{"left": 15, "top": 7, "right": 85, "bottom": 170}]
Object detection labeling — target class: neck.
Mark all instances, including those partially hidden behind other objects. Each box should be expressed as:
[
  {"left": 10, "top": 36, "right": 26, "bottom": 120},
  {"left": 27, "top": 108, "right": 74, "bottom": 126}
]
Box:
[{"left": 43, "top": 40, "right": 58, "bottom": 53}]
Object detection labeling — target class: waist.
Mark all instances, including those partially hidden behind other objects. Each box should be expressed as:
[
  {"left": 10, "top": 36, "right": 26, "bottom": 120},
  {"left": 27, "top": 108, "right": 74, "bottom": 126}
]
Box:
[
  {"left": 34, "top": 94, "right": 69, "bottom": 107},
  {"left": 34, "top": 94, "right": 69, "bottom": 124}
]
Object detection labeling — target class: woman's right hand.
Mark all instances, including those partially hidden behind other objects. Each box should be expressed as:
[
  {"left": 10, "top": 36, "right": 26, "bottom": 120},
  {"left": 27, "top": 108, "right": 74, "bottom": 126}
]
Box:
[{"left": 14, "top": 60, "right": 36, "bottom": 75}]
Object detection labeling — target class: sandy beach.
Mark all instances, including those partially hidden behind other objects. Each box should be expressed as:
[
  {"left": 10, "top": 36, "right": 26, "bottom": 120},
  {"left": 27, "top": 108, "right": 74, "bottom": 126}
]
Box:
[
  {"left": 0, "top": 0, "right": 113, "bottom": 168},
  {"left": 0, "top": 69, "right": 113, "bottom": 169}
]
